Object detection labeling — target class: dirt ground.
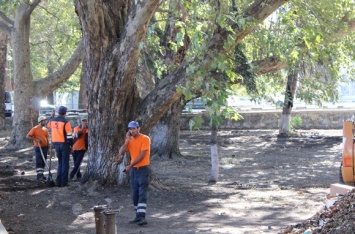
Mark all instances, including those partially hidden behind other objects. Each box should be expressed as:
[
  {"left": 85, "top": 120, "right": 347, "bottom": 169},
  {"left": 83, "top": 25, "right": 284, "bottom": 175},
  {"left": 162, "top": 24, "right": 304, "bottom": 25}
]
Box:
[{"left": 0, "top": 128, "right": 344, "bottom": 234}]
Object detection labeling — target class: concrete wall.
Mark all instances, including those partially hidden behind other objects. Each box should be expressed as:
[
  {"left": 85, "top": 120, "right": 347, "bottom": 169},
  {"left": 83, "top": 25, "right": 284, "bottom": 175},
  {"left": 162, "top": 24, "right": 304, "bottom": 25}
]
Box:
[
  {"left": 180, "top": 109, "right": 355, "bottom": 130},
  {"left": 5, "top": 108, "right": 355, "bottom": 131}
]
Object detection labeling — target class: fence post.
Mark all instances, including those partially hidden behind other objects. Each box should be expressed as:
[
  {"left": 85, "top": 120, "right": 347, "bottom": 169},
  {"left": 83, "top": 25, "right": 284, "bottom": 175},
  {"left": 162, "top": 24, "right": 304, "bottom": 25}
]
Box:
[
  {"left": 103, "top": 210, "right": 117, "bottom": 234},
  {"left": 94, "top": 205, "right": 106, "bottom": 234}
]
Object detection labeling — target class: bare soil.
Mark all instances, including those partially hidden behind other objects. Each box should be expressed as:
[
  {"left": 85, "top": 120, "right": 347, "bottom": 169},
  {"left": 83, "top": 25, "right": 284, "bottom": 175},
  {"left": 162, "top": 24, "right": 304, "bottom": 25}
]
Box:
[{"left": 0, "top": 129, "right": 344, "bottom": 234}]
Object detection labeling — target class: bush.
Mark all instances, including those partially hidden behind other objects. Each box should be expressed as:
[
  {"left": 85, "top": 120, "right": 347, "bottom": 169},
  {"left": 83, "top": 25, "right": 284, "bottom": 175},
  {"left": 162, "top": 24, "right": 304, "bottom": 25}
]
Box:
[{"left": 290, "top": 116, "right": 302, "bottom": 132}]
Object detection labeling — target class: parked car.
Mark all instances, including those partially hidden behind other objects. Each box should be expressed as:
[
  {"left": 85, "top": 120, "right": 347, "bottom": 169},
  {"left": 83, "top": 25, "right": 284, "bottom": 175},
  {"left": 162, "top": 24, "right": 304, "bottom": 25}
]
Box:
[
  {"left": 4, "top": 91, "right": 13, "bottom": 117},
  {"left": 183, "top": 98, "right": 206, "bottom": 112}
]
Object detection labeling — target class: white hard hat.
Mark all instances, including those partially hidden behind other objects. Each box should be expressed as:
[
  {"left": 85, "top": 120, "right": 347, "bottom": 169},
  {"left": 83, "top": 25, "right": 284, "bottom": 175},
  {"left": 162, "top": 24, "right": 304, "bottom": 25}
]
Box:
[{"left": 38, "top": 116, "right": 46, "bottom": 123}]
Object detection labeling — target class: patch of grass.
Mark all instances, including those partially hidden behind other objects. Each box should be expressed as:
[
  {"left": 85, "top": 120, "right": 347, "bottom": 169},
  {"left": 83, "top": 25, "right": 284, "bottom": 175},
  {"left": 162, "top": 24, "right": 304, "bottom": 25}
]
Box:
[{"left": 290, "top": 116, "right": 302, "bottom": 132}]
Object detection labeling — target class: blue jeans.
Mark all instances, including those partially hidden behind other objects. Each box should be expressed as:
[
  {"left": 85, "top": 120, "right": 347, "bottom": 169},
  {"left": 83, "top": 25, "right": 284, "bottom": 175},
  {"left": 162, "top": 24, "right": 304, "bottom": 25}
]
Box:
[
  {"left": 70, "top": 150, "right": 86, "bottom": 179},
  {"left": 34, "top": 146, "right": 48, "bottom": 175},
  {"left": 129, "top": 166, "right": 150, "bottom": 219},
  {"left": 54, "top": 143, "right": 71, "bottom": 186}
]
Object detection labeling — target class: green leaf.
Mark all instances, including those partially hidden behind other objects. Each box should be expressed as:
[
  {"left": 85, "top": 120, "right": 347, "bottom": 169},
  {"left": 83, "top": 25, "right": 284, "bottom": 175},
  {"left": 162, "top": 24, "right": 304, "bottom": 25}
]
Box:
[
  {"left": 176, "top": 32, "right": 184, "bottom": 46},
  {"left": 290, "top": 50, "right": 299, "bottom": 59},
  {"left": 170, "top": 42, "right": 178, "bottom": 52},
  {"left": 238, "top": 17, "right": 246, "bottom": 30}
]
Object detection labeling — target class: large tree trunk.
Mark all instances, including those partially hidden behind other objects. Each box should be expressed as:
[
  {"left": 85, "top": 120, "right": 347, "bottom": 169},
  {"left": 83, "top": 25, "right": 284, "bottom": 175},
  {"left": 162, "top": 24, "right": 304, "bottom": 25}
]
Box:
[
  {"left": 0, "top": 30, "right": 8, "bottom": 130},
  {"left": 279, "top": 71, "right": 298, "bottom": 135},
  {"left": 75, "top": 0, "right": 161, "bottom": 185},
  {"left": 78, "top": 60, "right": 87, "bottom": 109},
  {"left": 150, "top": 100, "right": 183, "bottom": 158},
  {"left": 8, "top": 3, "right": 37, "bottom": 148}
]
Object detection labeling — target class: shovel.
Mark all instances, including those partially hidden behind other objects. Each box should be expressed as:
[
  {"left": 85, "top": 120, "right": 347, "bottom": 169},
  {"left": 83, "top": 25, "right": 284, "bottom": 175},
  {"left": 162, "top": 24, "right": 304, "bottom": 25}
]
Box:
[{"left": 39, "top": 145, "right": 56, "bottom": 187}]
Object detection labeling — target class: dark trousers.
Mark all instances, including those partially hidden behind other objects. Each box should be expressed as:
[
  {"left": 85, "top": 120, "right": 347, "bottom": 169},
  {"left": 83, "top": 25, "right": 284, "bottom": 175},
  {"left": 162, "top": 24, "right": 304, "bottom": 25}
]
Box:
[
  {"left": 70, "top": 150, "right": 86, "bottom": 179},
  {"left": 34, "top": 146, "right": 48, "bottom": 174},
  {"left": 129, "top": 166, "right": 150, "bottom": 218},
  {"left": 54, "top": 143, "right": 71, "bottom": 186}
]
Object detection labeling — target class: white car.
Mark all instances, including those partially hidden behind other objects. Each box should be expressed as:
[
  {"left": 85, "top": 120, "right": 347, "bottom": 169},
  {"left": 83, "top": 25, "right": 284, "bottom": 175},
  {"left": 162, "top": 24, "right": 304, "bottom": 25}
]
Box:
[{"left": 4, "top": 91, "right": 13, "bottom": 117}]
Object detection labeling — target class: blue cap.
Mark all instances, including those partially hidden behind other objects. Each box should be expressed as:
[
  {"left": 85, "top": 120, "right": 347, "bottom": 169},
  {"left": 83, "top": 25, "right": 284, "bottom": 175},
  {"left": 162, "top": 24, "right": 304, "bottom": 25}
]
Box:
[
  {"left": 58, "top": 106, "right": 67, "bottom": 115},
  {"left": 127, "top": 121, "right": 139, "bottom": 128}
]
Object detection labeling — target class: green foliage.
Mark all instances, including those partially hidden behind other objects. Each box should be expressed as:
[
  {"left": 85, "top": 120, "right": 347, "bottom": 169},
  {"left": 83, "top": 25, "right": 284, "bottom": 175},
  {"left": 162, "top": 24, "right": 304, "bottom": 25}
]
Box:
[
  {"left": 0, "top": 0, "right": 20, "bottom": 13},
  {"left": 145, "top": 0, "right": 355, "bottom": 129},
  {"left": 30, "top": 0, "right": 81, "bottom": 91},
  {"left": 2, "top": 0, "right": 81, "bottom": 92},
  {"left": 245, "top": 0, "right": 355, "bottom": 105},
  {"left": 290, "top": 116, "right": 302, "bottom": 132},
  {"left": 188, "top": 116, "right": 204, "bottom": 130}
]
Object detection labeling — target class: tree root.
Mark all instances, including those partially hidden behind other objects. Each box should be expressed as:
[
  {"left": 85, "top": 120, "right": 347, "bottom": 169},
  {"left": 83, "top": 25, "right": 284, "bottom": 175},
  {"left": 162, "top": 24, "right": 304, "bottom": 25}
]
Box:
[{"left": 149, "top": 172, "right": 172, "bottom": 191}]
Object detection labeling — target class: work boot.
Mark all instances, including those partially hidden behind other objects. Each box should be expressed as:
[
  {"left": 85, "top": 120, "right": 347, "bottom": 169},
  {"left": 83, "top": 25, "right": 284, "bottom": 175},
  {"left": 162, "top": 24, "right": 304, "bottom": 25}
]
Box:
[
  {"left": 37, "top": 174, "right": 46, "bottom": 181},
  {"left": 137, "top": 218, "right": 148, "bottom": 226},
  {"left": 129, "top": 217, "right": 141, "bottom": 224}
]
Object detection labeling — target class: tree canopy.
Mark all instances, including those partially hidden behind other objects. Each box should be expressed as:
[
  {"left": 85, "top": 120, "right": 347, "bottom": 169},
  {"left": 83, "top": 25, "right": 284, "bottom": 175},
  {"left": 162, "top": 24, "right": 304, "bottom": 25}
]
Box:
[
  {"left": 244, "top": 0, "right": 355, "bottom": 104},
  {"left": 140, "top": 0, "right": 355, "bottom": 127}
]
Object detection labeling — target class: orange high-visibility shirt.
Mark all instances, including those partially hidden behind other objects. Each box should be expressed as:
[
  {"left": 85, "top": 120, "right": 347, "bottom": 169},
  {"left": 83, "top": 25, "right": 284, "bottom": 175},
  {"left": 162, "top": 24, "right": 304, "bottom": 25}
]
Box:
[
  {"left": 126, "top": 134, "right": 151, "bottom": 167},
  {"left": 73, "top": 126, "right": 88, "bottom": 151},
  {"left": 47, "top": 116, "right": 72, "bottom": 143},
  {"left": 27, "top": 125, "right": 49, "bottom": 147}
]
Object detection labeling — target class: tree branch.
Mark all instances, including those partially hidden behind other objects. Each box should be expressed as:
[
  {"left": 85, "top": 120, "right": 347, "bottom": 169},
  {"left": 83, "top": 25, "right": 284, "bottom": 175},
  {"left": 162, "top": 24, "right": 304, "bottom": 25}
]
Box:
[
  {"left": 33, "top": 39, "right": 84, "bottom": 96},
  {"left": 27, "top": 0, "right": 41, "bottom": 15},
  {"left": 0, "top": 11, "right": 14, "bottom": 26},
  {"left": 111, "top": 0, "right": 160, "bottom": 78},
  {"left": 252, "top": 56, "right": 287, "bottom": 75},
  {"left": 137, "top": 56, "right": 288, "bottom": 132},
  {"left": 236, "top": 0, "right": 289, "bottom": 42},
  {"left": 137, "top": 0, "right": 290, "bottom": 131},
  {"left": 0, "top": 21, "right": 12, "bottom": 35},
  {"left": 207, "top": 0, "right": 289, "bottom": 55},
  {"left": 137, "top": 63, "right": 188, "bottom": 132},
  {"left": 339, "top": 15, "right": 355, "bottom": 36}
]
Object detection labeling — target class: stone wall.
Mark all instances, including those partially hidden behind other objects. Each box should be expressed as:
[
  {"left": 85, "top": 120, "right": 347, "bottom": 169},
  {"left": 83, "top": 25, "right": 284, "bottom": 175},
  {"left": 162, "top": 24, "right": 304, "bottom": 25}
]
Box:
[
  {"left": 5, "top": 109, "right": 355, "bottom": 131},
  {"left": 180, "top": 109, "right": 355, "bottom": 130}
]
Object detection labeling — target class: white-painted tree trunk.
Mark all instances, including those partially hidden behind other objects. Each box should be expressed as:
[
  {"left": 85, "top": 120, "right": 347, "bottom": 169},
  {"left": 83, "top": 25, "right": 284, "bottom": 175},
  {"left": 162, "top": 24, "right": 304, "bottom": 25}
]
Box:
[
  {"left": 209, "top": 144, "right": 219, "bottom": 182},
  {"left": 209, "top": 124, "right": 219, "bottom": 182},
  {"left": 278, "top": 72, "right": 298, "bottom": 136},
  {"left": 279, "top": 114, "right": 291, "bottom": 134}
]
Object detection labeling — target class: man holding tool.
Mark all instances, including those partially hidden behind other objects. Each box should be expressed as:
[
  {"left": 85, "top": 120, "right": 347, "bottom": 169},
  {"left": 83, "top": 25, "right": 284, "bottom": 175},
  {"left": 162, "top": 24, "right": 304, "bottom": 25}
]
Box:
[{"left": 26, "top": 116, "right": 50, "bottom": 181}]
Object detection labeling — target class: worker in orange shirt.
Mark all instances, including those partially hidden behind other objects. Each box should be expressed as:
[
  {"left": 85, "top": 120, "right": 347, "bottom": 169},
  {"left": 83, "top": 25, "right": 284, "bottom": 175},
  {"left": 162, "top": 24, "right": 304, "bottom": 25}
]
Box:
[
  {"left": 70, "top": 117, "right": 88, "bottom": 181},
  {"left": 26, "top": 116, "right": 49, "bottom": 181},
  {"left": 47, "top": 106, "right": 73, "bottom": 187},
  {"left": 119, "top": 121, "right": 151, "bottom": 226}
]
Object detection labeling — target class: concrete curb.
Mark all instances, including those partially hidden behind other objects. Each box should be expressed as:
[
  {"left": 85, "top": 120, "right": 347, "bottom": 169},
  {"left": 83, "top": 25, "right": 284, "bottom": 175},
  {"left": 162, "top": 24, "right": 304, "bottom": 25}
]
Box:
[{"left": 330, "top": 183, "right": 355, "bottom": 197}]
